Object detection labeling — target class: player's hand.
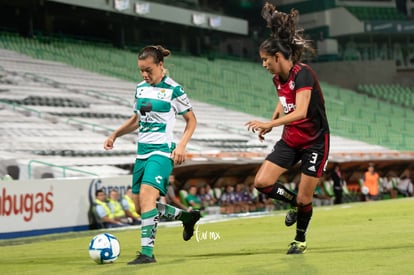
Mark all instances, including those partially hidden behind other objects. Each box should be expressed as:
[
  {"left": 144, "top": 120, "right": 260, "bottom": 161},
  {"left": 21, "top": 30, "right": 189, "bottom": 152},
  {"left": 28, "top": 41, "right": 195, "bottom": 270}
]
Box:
[
  {"left": 245, "top": 120, "right": 272, "bottom": 133},
  {"left": 171, "top": 146, "right": 186, "bottom": 165},
  {"left": 258, "top": 128, "right": 272, "bottom": 141},
  {"left": 104, "top": 137, "right": 115, "bottom": 150}
]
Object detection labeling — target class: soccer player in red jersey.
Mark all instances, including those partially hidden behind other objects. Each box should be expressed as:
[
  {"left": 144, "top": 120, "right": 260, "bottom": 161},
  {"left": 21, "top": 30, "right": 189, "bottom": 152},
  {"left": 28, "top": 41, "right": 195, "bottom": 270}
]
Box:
[{"left": 245, "top": 2, "right": 330, "bottom": 254}]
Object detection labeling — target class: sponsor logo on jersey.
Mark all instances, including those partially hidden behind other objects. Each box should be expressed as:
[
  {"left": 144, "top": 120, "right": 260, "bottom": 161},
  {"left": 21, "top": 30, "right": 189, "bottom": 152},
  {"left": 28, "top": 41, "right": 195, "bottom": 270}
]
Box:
[
  {"left": 308, "top": 165, "right": 316, "bottom": 172},
  {"left": 157, "top": 89, "right": 167, "bottom": 99},
  {"left": 279, "top": 96, "right": 296, "bottom": 113},
  {"left": 289, "top": 80, "right": 295, "bottom": 90}
]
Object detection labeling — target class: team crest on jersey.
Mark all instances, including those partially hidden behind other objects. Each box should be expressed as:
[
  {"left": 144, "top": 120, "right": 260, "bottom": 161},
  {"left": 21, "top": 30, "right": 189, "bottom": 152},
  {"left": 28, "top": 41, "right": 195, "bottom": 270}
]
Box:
[
  {"left": 157, "top": 89, "right": 167, "bottom": 99},
  {"left": 289, "top": 81, "right": 295, "bottom": 90}
]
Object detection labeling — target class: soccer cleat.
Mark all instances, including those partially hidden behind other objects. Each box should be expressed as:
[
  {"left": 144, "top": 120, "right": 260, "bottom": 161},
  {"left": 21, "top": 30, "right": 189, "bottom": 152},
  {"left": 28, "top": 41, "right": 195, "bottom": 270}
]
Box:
[
  {"left": 182, "top": 210, "right": 201, "bottom": 241},
  {"left": 285, "top": 207, "right": 298, "bottom": 227},
  {"left": 127, "top": 253, "right": 156, "bottom": 265},
  {"left": 286, "top": 241, "right": 307, "bottom": 254}
]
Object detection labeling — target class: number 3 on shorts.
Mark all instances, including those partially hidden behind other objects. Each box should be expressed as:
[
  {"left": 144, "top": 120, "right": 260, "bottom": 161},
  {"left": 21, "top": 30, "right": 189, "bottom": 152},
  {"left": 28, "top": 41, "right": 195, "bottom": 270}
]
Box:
[{"left": 310, "top": 152, "right": 318, "bottom": 164}]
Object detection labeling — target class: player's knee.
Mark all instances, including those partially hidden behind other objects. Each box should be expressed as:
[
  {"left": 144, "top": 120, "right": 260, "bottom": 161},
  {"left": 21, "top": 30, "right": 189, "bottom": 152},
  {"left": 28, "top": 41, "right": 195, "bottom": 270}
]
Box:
[
  {"left": 296, "top": 194, "right": 313, "bottom": 206},
  {"left": 253, "top": 177, "right": 271, "bottom": 188},
  {"left": 253, "top": 175, "right": 274, "bottom": 188}
]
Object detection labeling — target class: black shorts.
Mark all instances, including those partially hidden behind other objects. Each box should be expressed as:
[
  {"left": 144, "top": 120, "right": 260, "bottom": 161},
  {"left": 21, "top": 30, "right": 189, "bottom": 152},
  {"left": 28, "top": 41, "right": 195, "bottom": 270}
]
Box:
[{"left": 266, "top": 133, "right": 330, "bottom": 178}]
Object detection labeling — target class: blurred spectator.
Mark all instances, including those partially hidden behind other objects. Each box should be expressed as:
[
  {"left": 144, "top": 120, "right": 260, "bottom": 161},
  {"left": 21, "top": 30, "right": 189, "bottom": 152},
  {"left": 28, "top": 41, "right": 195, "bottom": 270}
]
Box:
[
  {"left": 165, "top": 174, "right": 189, "bottom": 210},
  {"left": 247, "top": 183, "right": 261, "bottom": 211},
  {"left": 258, "top": 192, "right": 275, "bottom": 212},
  {"left": 95, "top": 189, "right": 127, "bottom": 228},
  {"left": 242, "top": 184, "right": 258, "bottom": 212},
  {"left": 381, "top": 175, "right": 398, "bottom": 199},
  {"left": 220, "top": 185, "right": 236, "bottom": 214},
  {"left": 186, "top": 185, "right": 202, "bottom": 210},
  {"left": 397, "top": 169, "right": 413, "bottom": 197},
  {"left": 121, "top": 186, "right": 141, "bottom": 225},
  {"left": 234, "top": 183, "right": 253, "bottom": 213},
  {"left": 331, "top": 163, "right": 344, "bottom": 204},
  {"left": 362, "top": 163, "right": 380, "bottom": 201},
  {"left": 313, "top": 181, "right": 333, "bottom": 206},
  {"left": 204, "top": 184, "right": 217, "bottom": 204},
  {"left": 108, "top": 189, "right": 129, "bottom": 222},
  {"left": 198, "top": 185, "right": 217, "bottom": 208}
]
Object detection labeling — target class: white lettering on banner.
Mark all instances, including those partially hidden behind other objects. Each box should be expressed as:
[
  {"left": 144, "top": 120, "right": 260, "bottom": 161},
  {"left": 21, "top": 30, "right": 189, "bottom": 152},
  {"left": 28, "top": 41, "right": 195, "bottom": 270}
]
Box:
[{"left": 0, "top": 187, "right": 54, "bottom": 222}]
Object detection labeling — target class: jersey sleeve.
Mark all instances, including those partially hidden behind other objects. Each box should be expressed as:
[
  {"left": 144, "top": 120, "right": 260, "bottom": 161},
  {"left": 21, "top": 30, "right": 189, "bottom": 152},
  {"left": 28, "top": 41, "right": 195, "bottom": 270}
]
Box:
[
  {"left": 121, "top": 199, "right": 129, "bottom": 210},
  {"left": 295, "top": 67, "right": 314, "bottom": 93},
  {"left": 171, "top": 86, "right": 192, "bottom": 115},
  {"left": 95, "top": 205, "right": 107, "bottom": 218}
]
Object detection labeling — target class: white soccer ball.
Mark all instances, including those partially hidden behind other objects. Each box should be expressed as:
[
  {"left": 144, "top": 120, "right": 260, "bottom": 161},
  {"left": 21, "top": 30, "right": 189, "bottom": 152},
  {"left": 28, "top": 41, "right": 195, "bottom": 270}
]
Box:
[
  {"left": 361, "top": 186, "right": 369, "bottom": 195},
  {"left": 88, "top": 233, "right": 120, "bottom": 264}
]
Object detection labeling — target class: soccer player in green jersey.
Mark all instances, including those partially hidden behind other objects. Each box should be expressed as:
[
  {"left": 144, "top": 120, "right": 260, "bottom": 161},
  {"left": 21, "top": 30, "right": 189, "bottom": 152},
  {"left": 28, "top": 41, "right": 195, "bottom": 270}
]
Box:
[{"left": 104, "top": 45, "right": 200, "bottom": 264}]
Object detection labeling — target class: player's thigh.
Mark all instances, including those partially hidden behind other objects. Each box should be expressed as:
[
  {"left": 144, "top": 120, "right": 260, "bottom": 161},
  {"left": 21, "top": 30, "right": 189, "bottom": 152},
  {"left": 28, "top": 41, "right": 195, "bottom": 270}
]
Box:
[
  {"left": 142, "top": 154, "right": 173, "bottom": 196},
  {"left": 255, "top": 160, "right": 287, "bottom": 187},
  {"left": 266, "top": 140, "right": 301, "bottom": 169},
  {"left": 256, "top": 140, "right": 299, "bottom": 187}
]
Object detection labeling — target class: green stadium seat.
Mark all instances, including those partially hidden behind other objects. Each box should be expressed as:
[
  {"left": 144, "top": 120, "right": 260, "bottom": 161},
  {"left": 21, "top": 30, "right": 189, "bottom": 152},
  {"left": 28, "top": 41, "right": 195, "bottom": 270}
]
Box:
[{"left": 1, "top": 32, "right": 413, "bottom": 151}]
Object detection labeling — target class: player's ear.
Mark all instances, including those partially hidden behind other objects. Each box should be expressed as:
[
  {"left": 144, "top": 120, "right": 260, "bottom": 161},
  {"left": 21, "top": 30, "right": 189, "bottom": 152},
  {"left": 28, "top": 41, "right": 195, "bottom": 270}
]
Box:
[{"left": 273, "top": 52, "right": 278, "bottom": 63}]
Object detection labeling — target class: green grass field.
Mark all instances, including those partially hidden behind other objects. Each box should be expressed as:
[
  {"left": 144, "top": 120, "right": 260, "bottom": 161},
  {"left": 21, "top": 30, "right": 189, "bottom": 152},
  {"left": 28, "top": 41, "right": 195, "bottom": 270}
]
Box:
[{"left": 1, "top": 198, "right": 413, "bottom": 275}]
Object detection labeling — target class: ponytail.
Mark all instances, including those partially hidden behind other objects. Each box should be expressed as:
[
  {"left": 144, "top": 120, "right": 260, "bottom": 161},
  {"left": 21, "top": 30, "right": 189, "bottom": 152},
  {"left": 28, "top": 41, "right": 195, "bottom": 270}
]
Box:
[{"left": 260, "top": 2, "right": 314, "bottom": 63}]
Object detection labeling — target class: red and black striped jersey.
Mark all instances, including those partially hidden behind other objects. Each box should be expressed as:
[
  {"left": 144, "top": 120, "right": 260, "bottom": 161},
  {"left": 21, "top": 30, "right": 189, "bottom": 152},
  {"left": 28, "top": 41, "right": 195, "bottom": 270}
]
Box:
[{"left": 272, "top": 63, "right": 330, "bottom": 148}]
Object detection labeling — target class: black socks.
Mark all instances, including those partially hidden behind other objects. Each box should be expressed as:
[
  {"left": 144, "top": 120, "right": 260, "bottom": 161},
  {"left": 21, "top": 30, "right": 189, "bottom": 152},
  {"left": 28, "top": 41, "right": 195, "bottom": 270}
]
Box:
[
  {"left": 257, "top": 182, "right": 297, "bottom": 206},
  {"left": 295, "top": 203, "right": 313, "bottom": 242}
]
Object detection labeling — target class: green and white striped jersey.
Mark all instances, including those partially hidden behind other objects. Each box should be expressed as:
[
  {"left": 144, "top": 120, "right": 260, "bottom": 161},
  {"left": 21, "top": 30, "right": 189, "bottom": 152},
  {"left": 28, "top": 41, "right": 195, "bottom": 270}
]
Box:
[{"left": 134, "top": 75, "right": 192, "bottom": 159}]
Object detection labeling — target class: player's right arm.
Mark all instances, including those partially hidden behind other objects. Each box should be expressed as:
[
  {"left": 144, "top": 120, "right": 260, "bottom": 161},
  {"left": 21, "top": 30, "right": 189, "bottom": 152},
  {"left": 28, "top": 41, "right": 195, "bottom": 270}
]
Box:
[
  {"left": 104, "top": 114, "right": 139, "bottom": 150},
  {"left": 258, "top": 102, "right": 282, "bottom": 141}
]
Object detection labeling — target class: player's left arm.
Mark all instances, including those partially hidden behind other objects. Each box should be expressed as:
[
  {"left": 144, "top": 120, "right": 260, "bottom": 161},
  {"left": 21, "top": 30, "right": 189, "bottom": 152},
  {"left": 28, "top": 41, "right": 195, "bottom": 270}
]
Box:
[
  {"left": 257, "top": 101, "right": 283, "bottom": 141},
  {"left": 246, "top": 68, "right": 313, "bottom": 132},
  {"left": 171, "top": 109, "right": 197, "bottom": 165},
  {"left": 268, "top": 89, "right": 311, "bottom": 127},
  {"left": 269, "top": 67, "right": 313, "bottom": 127}
]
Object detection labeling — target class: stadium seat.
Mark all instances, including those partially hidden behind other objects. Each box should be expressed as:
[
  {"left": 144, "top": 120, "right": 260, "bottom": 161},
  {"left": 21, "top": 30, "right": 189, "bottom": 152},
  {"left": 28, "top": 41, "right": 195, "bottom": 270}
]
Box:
[
  {"left": 1, "top": 32, "right": 413, "bottom": 183},
  {"left": 6, "top": 165, "right": 20, "bottom": 180}
]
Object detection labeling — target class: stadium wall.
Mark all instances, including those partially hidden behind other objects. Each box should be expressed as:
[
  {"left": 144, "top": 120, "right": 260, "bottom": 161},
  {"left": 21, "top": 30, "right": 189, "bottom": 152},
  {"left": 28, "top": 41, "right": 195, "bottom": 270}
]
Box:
[{"left": 0, "top": 176, "right": 131, "bottom": 239}]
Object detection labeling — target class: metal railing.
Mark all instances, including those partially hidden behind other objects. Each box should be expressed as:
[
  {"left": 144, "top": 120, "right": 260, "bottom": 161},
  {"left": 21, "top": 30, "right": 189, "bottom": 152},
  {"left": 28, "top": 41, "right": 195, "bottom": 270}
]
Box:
[{"left": 27, "top": 160, "right": 98, "bottom": 179}]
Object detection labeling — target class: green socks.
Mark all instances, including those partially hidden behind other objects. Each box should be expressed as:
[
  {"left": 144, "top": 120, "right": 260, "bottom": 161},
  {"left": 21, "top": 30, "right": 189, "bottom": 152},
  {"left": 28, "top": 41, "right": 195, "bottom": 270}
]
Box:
[
  {"left": 156, "top": 202, "right": 182, "bottom": 220},
  {"left": 141, "top": 208, "right": 159, "bottom": 257}
]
